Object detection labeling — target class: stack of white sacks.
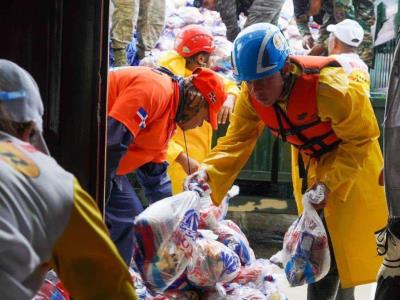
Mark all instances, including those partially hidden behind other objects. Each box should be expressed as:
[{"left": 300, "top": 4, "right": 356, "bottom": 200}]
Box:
[{"left": 140, "top": 0, "right": 315, "bottom": 74}]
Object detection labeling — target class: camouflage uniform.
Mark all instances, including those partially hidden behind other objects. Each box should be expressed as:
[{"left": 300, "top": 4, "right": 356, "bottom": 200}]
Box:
[
  {"left": 133, "top": 0, "right": 166, "bottom": 60},
  {"left": 294, "top": 0, "right": 312, "bottom": 36},
  {"left": 110, "top": 0, "right": 165, "bottom": 66},
  {"left": 111, "top": 0, "right": 134, "bottom": 66},
  {"left": 217, "top": 0, "right": 285, "bottom": 42},
  {"left": 293, "top": 0, "right": 324, "bottom": 37},
  {"left": 320, "top": 0, "right": 375, "bottom": 67}
]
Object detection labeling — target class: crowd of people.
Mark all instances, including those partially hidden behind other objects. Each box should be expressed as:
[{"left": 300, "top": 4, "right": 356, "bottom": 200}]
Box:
[{"left": 0, "top": 0, "right": 399, "bottom": 299}]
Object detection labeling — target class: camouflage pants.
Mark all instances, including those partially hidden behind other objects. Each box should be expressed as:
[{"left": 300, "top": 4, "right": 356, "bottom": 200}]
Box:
[
  {"left": 110, "top": 0, "right": 134, "bottom": 50},
  {"left": 245, "top": 0, "right": 285, "bottom": 28},
  {"left": 320, "top": 0, "right": 375, "bottom": 67},
  {"left": 110, "top": 0, "right": 165, "bottom": 64},
  {"left": 133, "top": 0, "right": 166, "bottom": 59}
]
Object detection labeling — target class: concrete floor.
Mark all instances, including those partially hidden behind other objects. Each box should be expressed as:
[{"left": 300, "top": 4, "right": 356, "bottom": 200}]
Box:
[{"left": 273, "top": 266, "right": 377, "bottom": 299}]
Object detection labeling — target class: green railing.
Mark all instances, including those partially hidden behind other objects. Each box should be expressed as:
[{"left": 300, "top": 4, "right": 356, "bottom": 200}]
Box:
[{"left": 371, "top": 39, "right": 397, "bottom": 92}]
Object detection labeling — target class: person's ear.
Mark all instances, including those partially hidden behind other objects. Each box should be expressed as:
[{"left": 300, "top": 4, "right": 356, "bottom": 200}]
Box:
[
  {"left": 333, "top": 37, "right": 340, "bottom": 51},
  {"left": 197, "top": 54, "right": 207, "bottom": 66},
  {"left": 21, "top": 123, "right": 35, "bottom": 142}
]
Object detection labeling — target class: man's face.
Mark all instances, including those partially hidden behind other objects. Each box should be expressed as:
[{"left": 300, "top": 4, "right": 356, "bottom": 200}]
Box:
[
  {"left": 177, "top": 86, "right": 210, "bottom": 131},
  {"left": 202, "top": 0, "right": 217, "bottom": 10},
  {"left": 246, "top": 72, "right": 284, "bottom": 106}
]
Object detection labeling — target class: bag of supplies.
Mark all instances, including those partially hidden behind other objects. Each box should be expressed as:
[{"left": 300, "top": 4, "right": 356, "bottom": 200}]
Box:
[
  {"left": 133, "top": 191, "right": 202, "bottom": 292},
  {"left": 187, "top": 238, "right": 241, "bottom": 288},
  {"left": 281, "top": 197, "right": 330, "bottom": 286}
]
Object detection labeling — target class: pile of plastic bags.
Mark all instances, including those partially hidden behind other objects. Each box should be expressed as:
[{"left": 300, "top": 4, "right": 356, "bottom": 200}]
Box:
[
  {"left": 34, "top": 187, "right": 286, "bottom": 299},
  {"left": 113, "top": 0, "right": 314, "bottom": 69},
  {"left": 130, "top": 188, "right": 286, "bottom": 299}
]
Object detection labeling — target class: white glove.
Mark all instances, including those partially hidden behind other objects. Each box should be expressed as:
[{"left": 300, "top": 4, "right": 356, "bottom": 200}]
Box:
[
  {"left": 183, "top": 168, "right": 211, "bottom": 197},
  {"left": 303, "top": 183, "right": 327, "bottom": 205}
]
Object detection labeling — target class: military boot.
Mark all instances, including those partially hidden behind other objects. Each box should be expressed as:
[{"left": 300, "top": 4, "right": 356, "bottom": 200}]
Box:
[{"left": 376, "top": 219, "right": 400, "bottom": 279}]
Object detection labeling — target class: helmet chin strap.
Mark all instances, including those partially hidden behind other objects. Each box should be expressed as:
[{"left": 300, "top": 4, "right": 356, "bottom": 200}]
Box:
[
  {"left": 279, "top": 61, "right": 294, "bottom": 100},
  {"left": 182, "top": 130, "right": 191, "bottom": 174},
  {"left": 174, "top": 78, "right": 187, "bottom": 123}
]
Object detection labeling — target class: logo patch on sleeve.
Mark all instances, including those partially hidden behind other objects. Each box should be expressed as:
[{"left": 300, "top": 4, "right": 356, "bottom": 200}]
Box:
[
  {"left": 0, "top": 142, "right": 40, "bottom": 177},
  {"left": 134, "top": 107, "right": 148, "bottom": 129}
]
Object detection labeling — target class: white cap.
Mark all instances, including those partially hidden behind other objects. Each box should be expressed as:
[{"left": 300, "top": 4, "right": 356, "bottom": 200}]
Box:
[
  {"left": 0, "top": 59, "right": 49, "bottom": 154},
  {"left": 327, "top": 19, "right": 364, "bottom": 47}
]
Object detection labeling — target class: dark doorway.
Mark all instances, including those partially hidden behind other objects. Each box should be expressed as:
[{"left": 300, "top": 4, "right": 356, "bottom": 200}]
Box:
[{"left": 0, "top": 0, "right": 110, "bottom": 213}]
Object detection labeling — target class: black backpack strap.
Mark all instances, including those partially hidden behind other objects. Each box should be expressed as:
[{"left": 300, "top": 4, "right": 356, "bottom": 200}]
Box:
[
  {"left": 270, "top": 137, "right": 280, "bottom": 184},
  {"left": 156, "top": 66, "right": 180, "bottom": 81}
]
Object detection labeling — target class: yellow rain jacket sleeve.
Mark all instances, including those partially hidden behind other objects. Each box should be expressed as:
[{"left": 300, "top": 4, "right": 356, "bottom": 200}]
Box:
[
  {"left": 52, "top": 180, "right": 138, "bottom": 300},
  {"left": 202, "top": 83, "right": 264, "bottom": 205},
  {"left": 158, "top": 50, "right": 240, "bottom": 194}
]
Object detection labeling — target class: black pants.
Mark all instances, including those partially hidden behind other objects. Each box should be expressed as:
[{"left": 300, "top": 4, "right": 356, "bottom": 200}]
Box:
[
  {"left": 375, "top": 276, "right": 400, "bottom": 300},
  {"left": 307, "top": 214, "right": 355, "bottom": 300}
]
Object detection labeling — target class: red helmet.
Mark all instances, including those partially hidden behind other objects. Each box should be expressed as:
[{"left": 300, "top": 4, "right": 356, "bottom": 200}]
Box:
[{"left": 175, "top": 25, "right": 215, "bottom": 57}]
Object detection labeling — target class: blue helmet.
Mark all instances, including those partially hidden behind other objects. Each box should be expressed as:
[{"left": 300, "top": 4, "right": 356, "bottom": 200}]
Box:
[{"left": 232, "top": 23, "right": 290, "bottom": 81}]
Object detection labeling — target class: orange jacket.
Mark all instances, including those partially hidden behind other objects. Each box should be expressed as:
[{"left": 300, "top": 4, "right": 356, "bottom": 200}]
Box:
[
  {"left": 108, "top": 67, "right": 180, "bottom": 175},
  {"left": 252, "top": 56, "right": 341, "bottom": 158}
]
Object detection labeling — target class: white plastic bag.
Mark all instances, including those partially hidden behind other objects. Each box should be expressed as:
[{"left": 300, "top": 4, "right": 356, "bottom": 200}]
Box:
[
  {"left": 129, "top": 262, "right": 155, "bottom": 300},
  {"left": 226, "top": 286, "right": 267, "bottom": 300},
  {"left": 233, "top": 259, "right": 286, "bottom": 300},
  {"left": 198, "top": 186, "right": 238, "bottom": 230},
  {"left": 133, "top": 191, "right": 201, "bottom": 291},
  {"left": 281, "top": 198, "right": 330, "bottom": 286},
  {"left": 187, "top": 238, "right": 241, "bottom": 288},
  {"left": 215, "top": 221, "right": 256, "bottom": 266},
  {"left": 198, "top": 197, "right": 229, "bottom": 230}
]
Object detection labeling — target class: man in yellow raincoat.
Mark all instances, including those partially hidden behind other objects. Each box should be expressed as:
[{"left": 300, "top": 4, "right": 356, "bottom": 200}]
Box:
[
  {"left": 158, "top": 24, "right": 240, "bottom": 194},
  {"left": 186, "top": 23, "right": 388, "bottom": 299}
]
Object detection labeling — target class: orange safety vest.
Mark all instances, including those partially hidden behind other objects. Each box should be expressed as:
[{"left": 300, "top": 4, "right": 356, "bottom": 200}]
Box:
[{"left": 251, "top": 56, "right": 342, "bottom": 158}]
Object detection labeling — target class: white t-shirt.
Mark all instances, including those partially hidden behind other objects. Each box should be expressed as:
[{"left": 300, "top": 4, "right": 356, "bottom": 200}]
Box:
[{"left": 333, "top": 53, "right": 369, "bottom": 74}]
